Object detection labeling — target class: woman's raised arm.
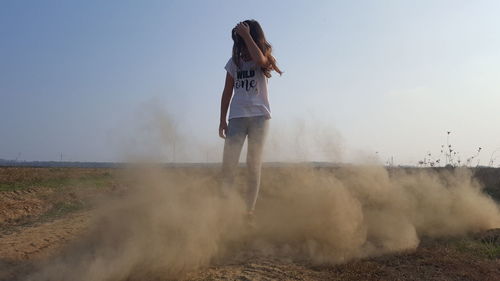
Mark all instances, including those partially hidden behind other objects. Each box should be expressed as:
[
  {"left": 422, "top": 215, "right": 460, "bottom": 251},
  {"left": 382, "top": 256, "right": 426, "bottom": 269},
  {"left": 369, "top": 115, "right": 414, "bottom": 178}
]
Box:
[{"left": 235, "top": 22, "right": 269, "bottom": 67}]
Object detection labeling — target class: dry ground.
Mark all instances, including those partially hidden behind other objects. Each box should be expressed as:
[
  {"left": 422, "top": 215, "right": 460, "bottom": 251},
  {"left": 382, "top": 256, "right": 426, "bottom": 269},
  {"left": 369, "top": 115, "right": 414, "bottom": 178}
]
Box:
[{"left": 1, "top": 166, "right": 499, "bottom": 281}]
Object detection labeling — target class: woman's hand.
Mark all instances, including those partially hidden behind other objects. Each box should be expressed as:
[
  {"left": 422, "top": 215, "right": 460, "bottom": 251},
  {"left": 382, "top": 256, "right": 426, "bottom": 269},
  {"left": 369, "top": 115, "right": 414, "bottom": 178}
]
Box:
[
  {"left": 219, "top": 121, "right": 228, "bottom": 139},
  {"left": 234, "top": 22, "right": 251, "bottom": 38}
]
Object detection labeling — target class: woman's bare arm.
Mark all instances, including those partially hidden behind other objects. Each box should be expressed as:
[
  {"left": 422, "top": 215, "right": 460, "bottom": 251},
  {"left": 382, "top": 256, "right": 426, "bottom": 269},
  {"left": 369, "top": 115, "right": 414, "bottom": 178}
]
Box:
[{"left": 219, "top": 72, "right": 234, "bottom": 138}]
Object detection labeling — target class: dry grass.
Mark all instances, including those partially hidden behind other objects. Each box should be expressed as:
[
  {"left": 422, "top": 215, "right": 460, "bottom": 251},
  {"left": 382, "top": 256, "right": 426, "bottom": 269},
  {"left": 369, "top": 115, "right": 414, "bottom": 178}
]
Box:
[{"left": 0, "top": 167, "right": 117, "bottom": 191}]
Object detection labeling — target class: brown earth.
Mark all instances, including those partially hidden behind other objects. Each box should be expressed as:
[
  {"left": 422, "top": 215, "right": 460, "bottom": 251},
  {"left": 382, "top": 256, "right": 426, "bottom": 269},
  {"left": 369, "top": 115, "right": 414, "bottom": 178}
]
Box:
[
  {"left": 0, "top": 188, "right": 52, "bottom": 225},
  {"left": 1, "top": 213, "right": 499, "bottom": 281},
  {"left": 0, "top": 166, "right": 499, "bottom": 281}
]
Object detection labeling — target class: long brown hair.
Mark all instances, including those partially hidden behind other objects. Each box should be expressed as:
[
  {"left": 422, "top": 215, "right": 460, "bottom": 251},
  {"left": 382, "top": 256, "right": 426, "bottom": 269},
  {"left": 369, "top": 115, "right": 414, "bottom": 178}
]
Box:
[{"left": 231, "top": 19, "right": 282, "bottom": 78}]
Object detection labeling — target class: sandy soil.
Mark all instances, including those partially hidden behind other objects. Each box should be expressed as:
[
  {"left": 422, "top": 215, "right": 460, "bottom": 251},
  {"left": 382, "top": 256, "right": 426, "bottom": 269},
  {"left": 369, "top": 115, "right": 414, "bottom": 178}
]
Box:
[
  {"left": 1, "top": 167, "right": 499, "bottom": 281},
  {"left": 1, "top": 209, "right": 499, "bottom": 281},
  {"left": 0, "top": 211, "right": 92, "bottom": 281}
]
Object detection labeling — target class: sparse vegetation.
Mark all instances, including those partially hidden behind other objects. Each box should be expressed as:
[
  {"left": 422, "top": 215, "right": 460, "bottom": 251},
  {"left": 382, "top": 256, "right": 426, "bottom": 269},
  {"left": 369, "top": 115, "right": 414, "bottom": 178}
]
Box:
[
  {"left": 448, "top": 236, "right": 500, "bottom": 260},
  {"left": 417, "top": 131, "right": 489, "bottom": 168},
  {"left": 40, "top": 200, "right": 87, "bottom": 221}
]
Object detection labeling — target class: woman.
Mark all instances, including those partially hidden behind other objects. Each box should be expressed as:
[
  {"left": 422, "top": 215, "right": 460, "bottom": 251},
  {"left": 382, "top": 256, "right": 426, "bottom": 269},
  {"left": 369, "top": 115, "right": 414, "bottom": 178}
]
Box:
[{"left": 219, "top": 19, "right": 282, "bottom": 221}]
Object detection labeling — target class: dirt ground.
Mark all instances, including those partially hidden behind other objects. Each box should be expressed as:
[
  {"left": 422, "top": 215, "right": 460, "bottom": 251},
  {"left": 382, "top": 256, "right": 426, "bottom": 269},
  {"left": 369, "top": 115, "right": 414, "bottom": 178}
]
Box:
[{"left": 1, "top": 166, "right": 499, "bottom": 281}]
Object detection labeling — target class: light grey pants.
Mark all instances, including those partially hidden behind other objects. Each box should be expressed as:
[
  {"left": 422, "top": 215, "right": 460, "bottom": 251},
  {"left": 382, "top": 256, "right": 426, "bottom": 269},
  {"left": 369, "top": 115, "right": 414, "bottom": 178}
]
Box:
[{"left": 222, "top": 115, "right": 269, "bottom": 212}]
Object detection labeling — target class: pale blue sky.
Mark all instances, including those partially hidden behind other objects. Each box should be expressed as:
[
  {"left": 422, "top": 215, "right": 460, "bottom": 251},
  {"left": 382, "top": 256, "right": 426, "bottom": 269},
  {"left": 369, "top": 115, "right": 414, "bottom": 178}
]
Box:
[{"left": 1, "top": 1, "right": 499, "bottom": 165}]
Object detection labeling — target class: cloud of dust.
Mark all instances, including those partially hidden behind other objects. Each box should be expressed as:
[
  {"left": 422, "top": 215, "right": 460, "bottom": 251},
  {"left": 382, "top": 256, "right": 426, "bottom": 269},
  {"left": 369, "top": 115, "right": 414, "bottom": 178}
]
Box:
[
  {"left": 26, "top": 168, "right": 248, "bottom": 281},
  {"left": 265, "top": 116, "right": 344, "bottom": 162},
  {"left": 25, "top": 108, "right": 500, "bottom": 281},
  {"left": 109, "top": 99, "right": 189, "bottom": 163},
  {"left": 254, "top": 166, "right": 500, "bottom": 263}
]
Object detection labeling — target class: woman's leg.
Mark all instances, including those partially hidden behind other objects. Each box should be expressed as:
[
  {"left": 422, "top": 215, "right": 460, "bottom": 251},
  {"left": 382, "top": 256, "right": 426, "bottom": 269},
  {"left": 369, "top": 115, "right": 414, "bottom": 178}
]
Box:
[
  {"left": 246, "top": 116, "right": 270, "bottom": 212},
  {"left": 221, "top": 118, "right": 247, "bottom": 195}
]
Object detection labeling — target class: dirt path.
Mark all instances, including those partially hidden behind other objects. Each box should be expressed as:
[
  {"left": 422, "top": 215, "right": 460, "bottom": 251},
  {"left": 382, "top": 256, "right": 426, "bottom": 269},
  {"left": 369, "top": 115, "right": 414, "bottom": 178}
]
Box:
[
  {"left": 182, "top": 255, "right": 328, "bottom": 281},
  {"left": 1, "top": 166, "right": 500, "bottom": 281},
  {"left": 0, "top": 211, "right": 92, "bottom": 261},
  {"left": 181, "top": 246, "right": 500, "bottom": 281},
  {"left": 0, "top": 211, "right": 93, "bottom": 281},
  {"left": 1, "top": 210, "right": 499, "bottom": 281}
]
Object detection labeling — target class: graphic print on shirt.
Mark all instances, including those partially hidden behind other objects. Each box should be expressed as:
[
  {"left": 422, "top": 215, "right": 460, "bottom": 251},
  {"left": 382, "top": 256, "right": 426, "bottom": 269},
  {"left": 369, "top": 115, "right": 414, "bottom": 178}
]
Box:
[{"left": 235, "top": 69, "right": 258, "bottom": 93}]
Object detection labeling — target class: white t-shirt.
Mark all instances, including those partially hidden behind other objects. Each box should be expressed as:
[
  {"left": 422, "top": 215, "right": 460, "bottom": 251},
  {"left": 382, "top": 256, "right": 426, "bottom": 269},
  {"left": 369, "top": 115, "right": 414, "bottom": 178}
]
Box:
[{"left": 225, "top": 57, "right": 271, "bottom": 120}]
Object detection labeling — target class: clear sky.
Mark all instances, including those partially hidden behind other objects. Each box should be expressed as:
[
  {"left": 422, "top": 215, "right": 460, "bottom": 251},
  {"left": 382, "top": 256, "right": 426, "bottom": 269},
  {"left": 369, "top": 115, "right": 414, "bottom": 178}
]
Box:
[{"left": 1, "top": 0, "right": 499, "bottom": 165}]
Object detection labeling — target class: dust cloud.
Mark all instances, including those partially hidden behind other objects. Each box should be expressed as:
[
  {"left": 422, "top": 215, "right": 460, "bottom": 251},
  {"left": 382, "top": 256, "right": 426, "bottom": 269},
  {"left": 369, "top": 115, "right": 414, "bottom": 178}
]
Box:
[
  {"left": 264, "top": 116, "right": 344, "bottom": 162},
  {"left": 25, "top": 109, "right": 500, "bottom": 281},
  {"left": 254, "top": 165, "right": 500, "bottom": 263}
]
